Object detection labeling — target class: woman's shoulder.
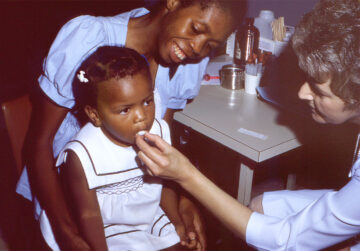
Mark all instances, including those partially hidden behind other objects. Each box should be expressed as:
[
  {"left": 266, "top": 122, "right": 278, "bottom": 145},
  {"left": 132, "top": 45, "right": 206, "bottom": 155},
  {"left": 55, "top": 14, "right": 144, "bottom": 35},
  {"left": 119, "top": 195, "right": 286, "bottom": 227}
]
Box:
[
  {"left": 63, "top": 15, "right": 100, "bottom": 29},
  {"left": 64, "top": 7, "right": 149, "bottom": 26}
]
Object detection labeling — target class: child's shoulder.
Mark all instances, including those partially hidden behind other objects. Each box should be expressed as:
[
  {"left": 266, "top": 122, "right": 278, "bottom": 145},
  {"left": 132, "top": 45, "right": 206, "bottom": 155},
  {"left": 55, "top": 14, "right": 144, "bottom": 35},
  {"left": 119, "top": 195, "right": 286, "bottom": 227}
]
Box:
[{"left": 72, "top": 122, "right": 99, "bottom": 141}]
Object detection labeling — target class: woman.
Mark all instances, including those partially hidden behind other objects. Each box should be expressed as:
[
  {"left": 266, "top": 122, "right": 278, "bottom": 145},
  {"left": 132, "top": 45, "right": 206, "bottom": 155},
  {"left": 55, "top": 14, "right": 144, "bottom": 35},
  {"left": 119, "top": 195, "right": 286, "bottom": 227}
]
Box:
[
  {"left": 136, "top": 0, "right": 360, "bottom": 249},
  {"left": 17, "top": 0, "right": 247, "bottom": 250}
]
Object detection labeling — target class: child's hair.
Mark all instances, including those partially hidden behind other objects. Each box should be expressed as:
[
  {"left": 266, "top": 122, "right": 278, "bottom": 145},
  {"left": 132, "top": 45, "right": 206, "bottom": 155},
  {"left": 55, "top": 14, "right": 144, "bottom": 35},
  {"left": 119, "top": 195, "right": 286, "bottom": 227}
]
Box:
[
  {"left": 292, "top": 0, "right": 360, "bottom": 109},
  {"left": 145, "top": 0, "right": 247, "bottom": 29},
  {"left": 72, "top": 46, "right": 151, "bottom": 126}
]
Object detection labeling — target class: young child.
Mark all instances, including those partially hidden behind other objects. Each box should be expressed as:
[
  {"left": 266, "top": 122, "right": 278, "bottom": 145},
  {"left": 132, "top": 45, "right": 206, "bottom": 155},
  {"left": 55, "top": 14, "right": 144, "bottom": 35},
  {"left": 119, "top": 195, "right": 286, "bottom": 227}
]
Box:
[{"left": 38, "top": 46, "right": 196, "bottom": 250}]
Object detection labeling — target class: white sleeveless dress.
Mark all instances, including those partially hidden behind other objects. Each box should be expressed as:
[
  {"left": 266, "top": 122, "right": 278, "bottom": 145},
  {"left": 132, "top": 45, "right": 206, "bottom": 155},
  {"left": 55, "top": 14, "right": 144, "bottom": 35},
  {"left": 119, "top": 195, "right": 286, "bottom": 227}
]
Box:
[{"left": 39, "top": 119, "right": 180, "bottom": 250}]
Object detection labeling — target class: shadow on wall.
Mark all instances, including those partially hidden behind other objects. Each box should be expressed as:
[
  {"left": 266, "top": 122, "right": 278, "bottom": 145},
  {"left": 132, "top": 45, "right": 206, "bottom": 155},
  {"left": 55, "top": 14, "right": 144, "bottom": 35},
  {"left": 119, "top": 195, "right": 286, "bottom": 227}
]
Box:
[{"left": 259, "top": 43, "right": 307, "bottom": 118}]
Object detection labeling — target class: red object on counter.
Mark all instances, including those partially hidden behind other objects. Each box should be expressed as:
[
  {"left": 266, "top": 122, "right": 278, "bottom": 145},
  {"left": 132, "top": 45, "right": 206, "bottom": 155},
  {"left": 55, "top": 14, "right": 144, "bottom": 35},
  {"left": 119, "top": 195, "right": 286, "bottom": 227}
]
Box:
[{"left": 203, "top": 74, "right": 220, "bottom": 81}]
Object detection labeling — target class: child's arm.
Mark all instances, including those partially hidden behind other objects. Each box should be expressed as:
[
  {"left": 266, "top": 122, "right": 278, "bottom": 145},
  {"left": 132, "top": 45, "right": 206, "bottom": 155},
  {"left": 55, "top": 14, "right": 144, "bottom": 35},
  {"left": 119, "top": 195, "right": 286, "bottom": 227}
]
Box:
[
  {"left": 161, "top": 183, "right": 201, "bottom": 250},
  {"left": 61, "top": 150, "right": 108, "bottom": 251}
]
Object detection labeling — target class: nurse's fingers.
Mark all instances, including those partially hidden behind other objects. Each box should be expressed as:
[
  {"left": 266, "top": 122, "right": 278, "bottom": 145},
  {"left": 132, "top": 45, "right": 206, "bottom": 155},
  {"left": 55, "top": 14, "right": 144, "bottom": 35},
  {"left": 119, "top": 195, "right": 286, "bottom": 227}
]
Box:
[
  {"left": 136, "top": 132, "right": 194, "bottom": 182},
  {"left": 136, "top": 134, "right": 165, "bottom": 162},
  {"left": 142, "top": 132, "right": 171, "bottom": 153},
  {"left": 137, "top": 150, "right": 160, "bottom": 177}
]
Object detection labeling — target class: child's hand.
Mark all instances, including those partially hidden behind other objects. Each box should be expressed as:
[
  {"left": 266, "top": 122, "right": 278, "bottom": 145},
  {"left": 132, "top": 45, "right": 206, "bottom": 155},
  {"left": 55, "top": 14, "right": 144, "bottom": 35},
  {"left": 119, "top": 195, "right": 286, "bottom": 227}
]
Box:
[
  {"left": 174, "top": 223, "right": 201, "bottom": 250},
  {"left": 179, "top": 196, "right": 206, "bottom": 251}
]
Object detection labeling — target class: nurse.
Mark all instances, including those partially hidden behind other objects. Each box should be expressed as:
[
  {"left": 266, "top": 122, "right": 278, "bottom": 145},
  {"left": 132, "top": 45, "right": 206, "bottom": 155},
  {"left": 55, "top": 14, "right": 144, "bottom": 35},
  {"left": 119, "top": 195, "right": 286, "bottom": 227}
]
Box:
[
  {"left": 136, "top": 0, "right": 360, "bottom": 249},
  {"left": 18, "top": 0, "right": 246, "bottom": 250}
]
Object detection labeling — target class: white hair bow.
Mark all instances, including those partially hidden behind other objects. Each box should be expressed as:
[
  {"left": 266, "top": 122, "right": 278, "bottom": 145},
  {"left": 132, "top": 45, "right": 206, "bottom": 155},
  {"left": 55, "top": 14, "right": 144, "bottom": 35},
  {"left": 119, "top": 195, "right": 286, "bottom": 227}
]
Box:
[{"left": 77, "top": 70, "right": 89, "bottom": 83}]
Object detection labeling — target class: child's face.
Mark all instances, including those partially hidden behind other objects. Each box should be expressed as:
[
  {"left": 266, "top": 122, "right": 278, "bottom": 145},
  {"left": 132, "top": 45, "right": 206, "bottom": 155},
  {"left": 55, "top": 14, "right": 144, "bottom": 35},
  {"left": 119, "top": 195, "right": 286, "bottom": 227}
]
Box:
[
  {"left": 92, "top": 72, "right": 155, "bottom": 147},
  {"left": 157, "top": 2, "right": 233, "bottom": 65},
  {"left": 298, "top": 78, "right": 360, "bottom": 124}
]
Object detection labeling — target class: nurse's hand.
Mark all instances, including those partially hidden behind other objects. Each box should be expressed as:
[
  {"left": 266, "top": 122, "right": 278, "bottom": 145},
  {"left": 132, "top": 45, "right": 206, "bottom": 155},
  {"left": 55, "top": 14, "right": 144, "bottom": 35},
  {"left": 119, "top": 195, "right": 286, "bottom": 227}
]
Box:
[{"left": 135, "top": 133, "right": 195, "bottom": 184}]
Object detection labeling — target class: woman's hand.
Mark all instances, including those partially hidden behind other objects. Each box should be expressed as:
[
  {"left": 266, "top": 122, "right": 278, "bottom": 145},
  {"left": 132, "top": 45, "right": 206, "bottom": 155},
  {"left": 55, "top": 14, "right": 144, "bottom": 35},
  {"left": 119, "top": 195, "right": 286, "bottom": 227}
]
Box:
[
  {"left": 54, "top": 225, "right": 91, "bottom": 251},
  {"left": 136, "top": 133, "right": 195, "bottom": 184}
]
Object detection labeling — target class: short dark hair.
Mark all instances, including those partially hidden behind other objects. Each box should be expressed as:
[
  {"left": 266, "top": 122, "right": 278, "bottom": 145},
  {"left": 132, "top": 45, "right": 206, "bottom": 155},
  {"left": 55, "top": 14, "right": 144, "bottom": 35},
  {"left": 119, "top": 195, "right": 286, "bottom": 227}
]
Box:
[
  {"left": 292, "top": 0, "right": 360, "bottom": 108},
  {"left": 72, "top": 46, "right": 151, "bottom": 125}
]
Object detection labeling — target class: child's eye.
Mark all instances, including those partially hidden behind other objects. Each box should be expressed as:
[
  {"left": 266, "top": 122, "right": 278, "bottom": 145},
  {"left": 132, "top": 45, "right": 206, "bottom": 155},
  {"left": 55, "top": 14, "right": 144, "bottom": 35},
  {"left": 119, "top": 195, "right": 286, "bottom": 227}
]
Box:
[
  {"left": 119, "top": 108, "right": 130, "bottom": 115},
  {"left": 144, "top": 98, "right": 154, "bottom": 106}
]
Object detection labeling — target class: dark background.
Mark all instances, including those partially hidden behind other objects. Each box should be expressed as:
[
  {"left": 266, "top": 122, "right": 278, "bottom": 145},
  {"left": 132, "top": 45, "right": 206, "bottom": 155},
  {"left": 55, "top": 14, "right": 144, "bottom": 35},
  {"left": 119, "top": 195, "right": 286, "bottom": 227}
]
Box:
[
  {"left": 0, "top": 1, "right": 358, "bottom": 250},
  {"left": 0, "top": 1, "right": 146, "bottom": 105}
]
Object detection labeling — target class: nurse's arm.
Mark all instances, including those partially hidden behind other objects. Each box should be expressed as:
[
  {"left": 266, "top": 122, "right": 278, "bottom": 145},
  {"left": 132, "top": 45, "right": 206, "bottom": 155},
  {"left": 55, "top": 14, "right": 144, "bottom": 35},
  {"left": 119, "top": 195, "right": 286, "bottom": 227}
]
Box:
[{"left": 136, "top": 133, "right": 252, "bottom": 240}]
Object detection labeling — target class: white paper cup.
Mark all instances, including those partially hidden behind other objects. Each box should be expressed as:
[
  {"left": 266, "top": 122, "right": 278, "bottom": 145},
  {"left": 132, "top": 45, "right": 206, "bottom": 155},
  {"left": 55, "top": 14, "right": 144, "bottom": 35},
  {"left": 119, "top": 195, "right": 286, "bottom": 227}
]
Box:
[{"left": 245, "top": 73, "right": 262, "bottom": 95}]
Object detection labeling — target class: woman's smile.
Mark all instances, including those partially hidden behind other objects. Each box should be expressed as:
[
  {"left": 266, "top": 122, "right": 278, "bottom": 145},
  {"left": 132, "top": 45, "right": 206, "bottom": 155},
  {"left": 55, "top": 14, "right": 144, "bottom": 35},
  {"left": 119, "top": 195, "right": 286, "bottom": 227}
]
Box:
[
  {"left": 171, "top": 42, "right": 187, "bottom": 63},
  {"left": 174, "top": 43, "right": 186, "bottom": 61}
]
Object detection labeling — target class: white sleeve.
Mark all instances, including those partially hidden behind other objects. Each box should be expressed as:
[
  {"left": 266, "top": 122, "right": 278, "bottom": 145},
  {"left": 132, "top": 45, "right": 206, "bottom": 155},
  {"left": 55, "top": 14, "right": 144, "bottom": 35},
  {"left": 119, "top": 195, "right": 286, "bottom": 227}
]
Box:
[
  {"left": 246, "top": 160, "right": 360, "bottom": 250},
  {"left": 39, "top": 15, "right": 112, "bottom": 108}
]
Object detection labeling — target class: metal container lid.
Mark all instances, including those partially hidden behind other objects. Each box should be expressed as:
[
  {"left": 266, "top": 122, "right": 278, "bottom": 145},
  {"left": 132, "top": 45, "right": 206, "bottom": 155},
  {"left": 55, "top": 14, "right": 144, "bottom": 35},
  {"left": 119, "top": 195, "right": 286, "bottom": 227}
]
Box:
[{"left": 221, "top": 64, "right": 244, "bottom": 73}]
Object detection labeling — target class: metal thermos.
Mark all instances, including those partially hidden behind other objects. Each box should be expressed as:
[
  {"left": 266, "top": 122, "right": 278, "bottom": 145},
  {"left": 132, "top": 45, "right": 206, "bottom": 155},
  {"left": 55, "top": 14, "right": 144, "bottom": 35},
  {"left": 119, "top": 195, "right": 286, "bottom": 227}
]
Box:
[{"left": 234, "top": 18, "right": 259, "bottom": 65}]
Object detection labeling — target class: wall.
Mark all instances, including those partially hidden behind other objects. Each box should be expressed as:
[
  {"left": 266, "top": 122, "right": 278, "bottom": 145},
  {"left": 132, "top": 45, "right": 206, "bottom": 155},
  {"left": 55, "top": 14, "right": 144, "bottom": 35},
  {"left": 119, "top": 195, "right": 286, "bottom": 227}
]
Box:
[{"left": 247, "top": 0, "right": 318, "bottom": 27}]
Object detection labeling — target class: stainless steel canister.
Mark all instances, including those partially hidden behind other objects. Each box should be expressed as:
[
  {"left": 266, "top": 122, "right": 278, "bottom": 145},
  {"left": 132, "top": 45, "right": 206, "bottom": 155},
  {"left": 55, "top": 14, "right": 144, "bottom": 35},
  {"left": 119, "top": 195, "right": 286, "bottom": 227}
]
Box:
[{"left": 220, "top": 64, "right": 245, "bottom": 90}]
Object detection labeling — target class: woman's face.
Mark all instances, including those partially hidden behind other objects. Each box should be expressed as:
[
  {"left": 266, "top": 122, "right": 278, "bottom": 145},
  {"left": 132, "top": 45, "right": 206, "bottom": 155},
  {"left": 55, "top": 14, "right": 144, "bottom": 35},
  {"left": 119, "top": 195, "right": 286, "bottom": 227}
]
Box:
[
  {"left": 298, "top": 78, "right": 360, "bottom": 124},
  {"left": 91, "top": 71, "right": 155, "bottom": 147},
  {"left": 157, "top": 1, "right": 234, "bottom": 65}
]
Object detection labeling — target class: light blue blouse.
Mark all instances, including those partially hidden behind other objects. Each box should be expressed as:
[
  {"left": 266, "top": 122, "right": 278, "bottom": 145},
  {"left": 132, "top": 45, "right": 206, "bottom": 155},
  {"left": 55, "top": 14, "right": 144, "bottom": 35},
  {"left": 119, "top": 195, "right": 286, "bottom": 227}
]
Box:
[{"left": 16, "top": 7, "right": 209, "bottom": 201}]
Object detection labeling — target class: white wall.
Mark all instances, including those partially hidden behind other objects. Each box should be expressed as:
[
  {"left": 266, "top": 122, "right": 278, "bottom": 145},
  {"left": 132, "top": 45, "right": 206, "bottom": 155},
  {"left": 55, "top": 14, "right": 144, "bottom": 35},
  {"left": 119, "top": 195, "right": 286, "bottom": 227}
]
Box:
[{"left": 247, "top": 0, "right": 318, "bottom": 26}]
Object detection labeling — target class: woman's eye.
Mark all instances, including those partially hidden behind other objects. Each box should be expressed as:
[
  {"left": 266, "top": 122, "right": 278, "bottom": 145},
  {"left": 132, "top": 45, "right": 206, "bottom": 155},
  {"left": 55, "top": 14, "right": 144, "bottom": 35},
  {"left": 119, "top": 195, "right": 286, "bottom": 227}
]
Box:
[{"left": 192, "top": 24, "right": 201, "bottom": 34}]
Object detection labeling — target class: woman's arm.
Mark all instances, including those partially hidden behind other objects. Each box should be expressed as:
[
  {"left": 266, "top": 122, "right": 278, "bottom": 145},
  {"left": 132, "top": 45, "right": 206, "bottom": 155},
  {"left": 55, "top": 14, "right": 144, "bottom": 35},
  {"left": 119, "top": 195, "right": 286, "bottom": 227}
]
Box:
[
  {"left": 23, "top": 88, "right": 90, "bottom": 250},
  {"left": 163, "top": 108, "right": 181, "bottom": 127},
  {"left": 61, "top": 150, "right": 108, "bottom": 251},
  {"left": 136, "top": 133, "right": 252, "bottom": 240}
]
